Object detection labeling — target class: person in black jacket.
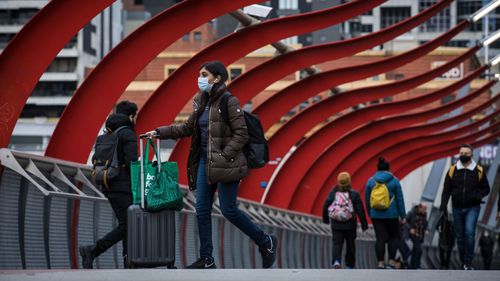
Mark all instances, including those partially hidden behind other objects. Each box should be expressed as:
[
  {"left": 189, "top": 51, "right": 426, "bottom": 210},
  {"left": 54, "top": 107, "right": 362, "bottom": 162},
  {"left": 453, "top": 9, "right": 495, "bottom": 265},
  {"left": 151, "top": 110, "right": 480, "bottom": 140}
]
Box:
[
  {"left": 440, "top": 144, "right": 490, "bottom": 270},
  {"left": 79, "top": 101, "right": 138, "bottom": 269},
  {"left": 323, "top": 172, "right": 368, "bottom": 269},
  {"left": 406, "top": 204, "right": 428, "bottom": 269}
]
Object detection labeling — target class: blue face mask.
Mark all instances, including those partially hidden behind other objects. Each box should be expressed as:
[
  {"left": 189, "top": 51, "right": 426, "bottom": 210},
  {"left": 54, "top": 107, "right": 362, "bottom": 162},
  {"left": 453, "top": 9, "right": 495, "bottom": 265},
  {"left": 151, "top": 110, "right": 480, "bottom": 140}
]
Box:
[{"left": 198, "top": 77, "right": 213, "bottom": 93}]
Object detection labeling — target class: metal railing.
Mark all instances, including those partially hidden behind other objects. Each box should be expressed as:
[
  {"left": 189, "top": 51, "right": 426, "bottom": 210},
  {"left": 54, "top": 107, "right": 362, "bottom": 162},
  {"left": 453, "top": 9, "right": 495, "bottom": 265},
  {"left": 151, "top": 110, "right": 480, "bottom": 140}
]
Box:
[{"left": 0, "top": 149, "right": 496, "bottom": 269}]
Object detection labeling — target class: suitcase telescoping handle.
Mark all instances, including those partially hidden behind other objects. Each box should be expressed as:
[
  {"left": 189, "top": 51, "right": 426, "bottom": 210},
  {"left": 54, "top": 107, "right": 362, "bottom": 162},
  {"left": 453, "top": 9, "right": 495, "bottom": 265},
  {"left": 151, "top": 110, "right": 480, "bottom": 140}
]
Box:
[{"left": 139, "top": 135, "right": 161, "bottom": 209}]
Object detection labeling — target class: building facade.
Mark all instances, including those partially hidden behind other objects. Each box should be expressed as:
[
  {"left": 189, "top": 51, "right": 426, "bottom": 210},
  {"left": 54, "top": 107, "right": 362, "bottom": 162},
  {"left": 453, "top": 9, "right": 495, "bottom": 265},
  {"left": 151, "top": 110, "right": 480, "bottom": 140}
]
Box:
[{"left": 1, "top": 0, "right": 123, "bottom": 152}]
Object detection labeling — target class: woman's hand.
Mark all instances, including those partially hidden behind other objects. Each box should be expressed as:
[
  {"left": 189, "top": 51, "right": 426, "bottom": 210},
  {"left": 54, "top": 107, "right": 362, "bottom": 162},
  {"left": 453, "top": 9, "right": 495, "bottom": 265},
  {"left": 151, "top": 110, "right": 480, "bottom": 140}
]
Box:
[{"left": 141, "top": 130, "right": 158, "bottom": 139}]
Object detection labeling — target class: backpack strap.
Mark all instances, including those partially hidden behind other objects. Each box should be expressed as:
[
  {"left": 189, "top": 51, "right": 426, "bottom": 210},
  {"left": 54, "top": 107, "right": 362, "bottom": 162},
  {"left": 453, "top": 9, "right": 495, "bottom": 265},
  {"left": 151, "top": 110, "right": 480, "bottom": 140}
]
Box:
[
  {"left": 477, "top": 165, "right": 483, "bottom": 181},
  {"left": 219, "top": 92, "right": 231, "bottom": 125},
  {"left": 111, "top": 125, "right": 129, "bottom": 134},
  {"left": 448, "top": 164, "right": 483, "bottom": 181},
  {"left": 448, "top": 164, "right": 456, "bottom": 178}
]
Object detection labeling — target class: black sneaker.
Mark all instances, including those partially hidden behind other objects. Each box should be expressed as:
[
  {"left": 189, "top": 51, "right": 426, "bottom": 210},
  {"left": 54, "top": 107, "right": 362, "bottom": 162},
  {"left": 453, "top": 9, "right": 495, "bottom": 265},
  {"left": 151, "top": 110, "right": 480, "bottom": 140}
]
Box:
[
  {"left": 79, "top": 245, "right": 95, "bottom": 269},
  {"left": 260, "top": 235, "right": 278, "bottom": 268},
  {"left": 463, "top": 264, "right": 475, "bottom": 270},
  {"left": 186, "top": 257, "right": 216, "bottom": 269}
]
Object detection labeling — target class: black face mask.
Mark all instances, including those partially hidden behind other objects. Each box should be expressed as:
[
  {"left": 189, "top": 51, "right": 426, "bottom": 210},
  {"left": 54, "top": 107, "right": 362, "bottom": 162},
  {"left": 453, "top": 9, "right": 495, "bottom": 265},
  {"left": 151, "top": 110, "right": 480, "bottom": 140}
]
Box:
[{"left": 459, "top": 155, "right": 471, "bottom": 164}]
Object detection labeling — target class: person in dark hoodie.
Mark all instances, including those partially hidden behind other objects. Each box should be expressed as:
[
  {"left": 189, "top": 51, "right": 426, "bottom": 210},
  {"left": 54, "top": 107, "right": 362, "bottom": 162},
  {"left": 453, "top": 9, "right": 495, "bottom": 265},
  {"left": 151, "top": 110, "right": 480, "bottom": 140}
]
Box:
[
  {"left": 79, "top": 100, "right": 138, "bottom": 269},
  {"left": 144, "top": 61, "right": 277, "bottom": 269},
  {"left": 365, "top": 157, "right": 406, "bottom": 269},
  {"left": 323, "top": 172, "right": 368, "bottom": 269}
]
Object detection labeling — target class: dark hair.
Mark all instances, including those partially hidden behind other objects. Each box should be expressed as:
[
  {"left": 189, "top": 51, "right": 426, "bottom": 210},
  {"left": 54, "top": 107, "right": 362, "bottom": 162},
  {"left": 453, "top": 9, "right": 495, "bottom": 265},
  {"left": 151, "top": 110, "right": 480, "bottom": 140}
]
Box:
[
  {"left": 460, "top": 143, "right": 474, "bottom": 153},
  {"left": 200, "top": 61, "right": 228, "bottom": 93},
  {"left": 115, "top": 100, "right": 138, "bottom": 117},
  {"left": 377, "top": 157, "right": 390, "bottom": 171}
]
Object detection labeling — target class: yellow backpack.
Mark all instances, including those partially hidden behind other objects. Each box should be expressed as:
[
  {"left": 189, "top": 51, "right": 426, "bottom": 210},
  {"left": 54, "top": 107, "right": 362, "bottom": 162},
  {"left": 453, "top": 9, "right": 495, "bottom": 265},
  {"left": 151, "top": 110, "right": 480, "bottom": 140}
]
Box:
[
  {"left": 370, "top": 181, "right": 394, "bottom": 210},
  {"left": 448, "top": 164, "right": 483, "bottom": 181}
]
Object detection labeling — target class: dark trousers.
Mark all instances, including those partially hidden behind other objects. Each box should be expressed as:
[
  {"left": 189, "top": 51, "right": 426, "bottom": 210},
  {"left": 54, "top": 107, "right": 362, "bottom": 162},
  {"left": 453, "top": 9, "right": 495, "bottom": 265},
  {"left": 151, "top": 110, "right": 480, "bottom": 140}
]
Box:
[
  {"left": 372, "top": 218, "right": 400, "bottom": 262},
  {"left": 439, "top": 248, "right": 452, "bottom": 269},
  {"left": 95, "top": 192, "right": 133, "bottom": 257},
  {"left": 196, "top": 155, "right": 267, "bottom": 258},
  {"left": 399, "top": 239, "right": 411, "bottom": 268},
  {"left": 410, "top": 236, "right": 423, "bottom": 269},
  {"left": 481, "top": 253, "right": 492, "bottom": 270},
  {"left": 331, "top": 228, "right": 357, "bottom": 268}
]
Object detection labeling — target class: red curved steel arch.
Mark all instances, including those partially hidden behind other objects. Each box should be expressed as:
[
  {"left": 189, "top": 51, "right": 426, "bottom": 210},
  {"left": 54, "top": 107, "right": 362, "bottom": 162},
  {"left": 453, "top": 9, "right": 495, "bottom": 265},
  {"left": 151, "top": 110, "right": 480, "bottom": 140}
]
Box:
[
  {"left": 135, "top": 0, "right": 386, "bottom": 184},
  {"left": 0, "top": 0, "right": 115, "bottom": 148},
  {"left": 238, "top": 46, "right": 479, "bottom": 201},
  {"left": 349, "top": 94, "right": 500, "bottom": 192},
  {"left": 395, "top": 133, "right": 500, "bottom": 179},
  {"left": 251, "top": 21, "right": 468, "bottom": 132},
  {"left": 228, "top": 0, "right": 453, "bottom": 103},
  {"left": 309, "top": 80, "right": 495, "bottom": 214},
  {"left": 136, "top": 0, "right": 385, "bottom": 131},
  {"left": 45, "top": 0, "right": 263, "bottom": 162},
  {"left": 263, "top": 67, "right": 487, "bottom": 210},
  {"left": 308, "top": 81, "right": 495, "bottom": 215}
]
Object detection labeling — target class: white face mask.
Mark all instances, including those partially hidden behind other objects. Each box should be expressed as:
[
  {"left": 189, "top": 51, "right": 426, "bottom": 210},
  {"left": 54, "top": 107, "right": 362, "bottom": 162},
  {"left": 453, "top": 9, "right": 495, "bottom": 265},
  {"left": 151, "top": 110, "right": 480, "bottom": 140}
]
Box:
[{"left": 198, "top": 77, "right": 213, "bottom": 92}]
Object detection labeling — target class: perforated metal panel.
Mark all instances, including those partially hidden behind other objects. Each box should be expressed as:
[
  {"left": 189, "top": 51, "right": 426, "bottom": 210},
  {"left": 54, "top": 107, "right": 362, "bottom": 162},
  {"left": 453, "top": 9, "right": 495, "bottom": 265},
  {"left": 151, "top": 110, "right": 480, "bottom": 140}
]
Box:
[
  {"left": 0, "top": 169, "right": 22, "bottom": 269},
  {"left": 24, "top": 182, "right": 47, "bottom": 269}
]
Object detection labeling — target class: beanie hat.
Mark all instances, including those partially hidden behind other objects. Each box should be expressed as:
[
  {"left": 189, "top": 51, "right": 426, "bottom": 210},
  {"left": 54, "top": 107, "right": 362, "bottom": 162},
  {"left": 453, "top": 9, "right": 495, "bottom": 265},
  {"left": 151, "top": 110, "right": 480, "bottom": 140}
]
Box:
[{"left": 337, "top": 172, "right": 351, "bottom": 187}]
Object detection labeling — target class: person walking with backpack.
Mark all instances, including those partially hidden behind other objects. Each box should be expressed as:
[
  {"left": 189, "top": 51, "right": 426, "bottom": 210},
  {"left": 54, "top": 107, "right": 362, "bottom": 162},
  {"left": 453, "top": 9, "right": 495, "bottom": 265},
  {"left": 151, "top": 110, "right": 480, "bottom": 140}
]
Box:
[
  {"left": 440, "top": 144, "right": 490, "bottom": 270},
  {"left": 322, "top": 172, "right": 368, "bottom": 269},
  {"left": 144, "top": 61, "right": 277, "bottom": 269},
  {"left": 406, "top": 203, "right": 428, "bottom": 269},
  {"left": 79, "top": 101, "right": 138, "bottom": 268},
  {"left": 365, "top": 157, "right": 406, "bottom": 269}
]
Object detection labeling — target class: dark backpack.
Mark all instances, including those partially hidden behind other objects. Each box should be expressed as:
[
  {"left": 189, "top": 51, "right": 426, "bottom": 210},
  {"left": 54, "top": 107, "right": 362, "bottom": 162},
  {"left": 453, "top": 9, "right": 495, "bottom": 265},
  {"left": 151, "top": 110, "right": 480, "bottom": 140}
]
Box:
[
  {"left": 91, "top": 126, "right": 128, "bottom": 189},
  {"left": 220, "top": 92, "right": 269, "bottom": 169}
]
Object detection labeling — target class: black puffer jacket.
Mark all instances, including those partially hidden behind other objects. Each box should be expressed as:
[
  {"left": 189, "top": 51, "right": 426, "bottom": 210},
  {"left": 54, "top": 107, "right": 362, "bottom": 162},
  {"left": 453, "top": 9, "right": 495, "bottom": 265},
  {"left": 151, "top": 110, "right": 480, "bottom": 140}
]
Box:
[
  {"left": 440, "top": 164, "right": 490, "bottom": 210},
  {"left": 156, "top": 85, "right": 248, "bottom": 190},
  {"left": 104, "top": 113, "right": 138, "bottom": 194}
]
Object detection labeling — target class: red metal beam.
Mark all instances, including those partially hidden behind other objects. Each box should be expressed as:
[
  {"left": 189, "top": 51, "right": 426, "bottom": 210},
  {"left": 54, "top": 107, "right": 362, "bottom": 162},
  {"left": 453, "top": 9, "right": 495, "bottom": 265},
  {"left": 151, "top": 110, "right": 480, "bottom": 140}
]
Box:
[
  {"left": 263, "top": 67, "right": 487, "bottom": 210},
  {"left": 139, "top": 0, "right": 386, "bottom": 185},
  {"left": 394, "top": 126, "right": 500, "bottom": 179},
  {"left": 228, "top": 0, "right": 453, "bottom": 104},
  {"left": 45, "top": 0, "right": 263, "bottom": 162},
  {"left": 239, "top": 46, "right": 479, "bottom": 201},
  {"left": 0, "top": 0, "right": 114, "bottom": 148},
  {"left": 308, "top": 81, "right": 495, "bottom": 215},
  {"left": 252, "top": 21, "right": 469, "bottom": 131},
  {"left": 349, "top": 94, "right": 500, "bottom": 194}
]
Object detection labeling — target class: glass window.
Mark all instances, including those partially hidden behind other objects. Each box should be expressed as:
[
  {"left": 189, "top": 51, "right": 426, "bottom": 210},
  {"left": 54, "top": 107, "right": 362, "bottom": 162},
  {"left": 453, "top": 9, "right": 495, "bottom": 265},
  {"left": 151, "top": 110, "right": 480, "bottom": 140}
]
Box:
[
  {"left": 182, "top": 32, "right": 190, "bottom": 42},
  {"left": 361, "top": 24, "right": 373, "bottom": 33},
  {"left": 0, "top": 33, "right": 16, "bottom": 49},
  {"left": 229, "top": 67, "right": 243, "bottom": 81},
  {"left": 194, "top": 31, "right": 202, "bottom": 41},
  {"left": 457, "top": 0, "right": 482, "bottom": 31},
  {"left": 380, "top": 7, "right": 411, "bottom": 29},
  {"left": 279, "top": 0, "right": 298, "bottom": 9},
  {"left": 419, "top": 0, "right": 450, "bottom": 32},
  {"left": 32, "top": 82, "right": 77, "bottom": 97},
  {"left": 45, "top": 58, "right": 77, "bottom": 73}
]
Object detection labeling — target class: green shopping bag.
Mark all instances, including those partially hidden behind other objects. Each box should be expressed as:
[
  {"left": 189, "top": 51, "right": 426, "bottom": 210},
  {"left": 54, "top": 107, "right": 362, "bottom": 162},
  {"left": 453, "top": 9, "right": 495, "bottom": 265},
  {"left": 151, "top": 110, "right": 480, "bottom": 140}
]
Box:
[{"left": 130, "top": 138, "right": 183, "bottom": 211}]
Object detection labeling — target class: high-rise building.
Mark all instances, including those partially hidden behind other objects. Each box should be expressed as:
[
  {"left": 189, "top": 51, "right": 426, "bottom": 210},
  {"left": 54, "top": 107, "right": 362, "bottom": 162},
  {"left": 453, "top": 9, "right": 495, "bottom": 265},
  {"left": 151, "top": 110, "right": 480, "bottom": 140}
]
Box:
[
  {"left": 344, "top": 0, "right": 500, "bottom": 58},
  {"left": 2, "top": 0, "right": 123, "bottom": 153}
]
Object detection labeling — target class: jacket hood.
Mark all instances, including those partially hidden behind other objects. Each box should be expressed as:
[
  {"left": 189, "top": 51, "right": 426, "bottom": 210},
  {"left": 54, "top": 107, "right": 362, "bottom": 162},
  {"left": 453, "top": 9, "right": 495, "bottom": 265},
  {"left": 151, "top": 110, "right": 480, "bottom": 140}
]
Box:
[
  {"left": 105, "top": 113, "right": 134, "bottom": 132},
  {"left": 373, "top": 171, "right": 394, "bottom": 183}
]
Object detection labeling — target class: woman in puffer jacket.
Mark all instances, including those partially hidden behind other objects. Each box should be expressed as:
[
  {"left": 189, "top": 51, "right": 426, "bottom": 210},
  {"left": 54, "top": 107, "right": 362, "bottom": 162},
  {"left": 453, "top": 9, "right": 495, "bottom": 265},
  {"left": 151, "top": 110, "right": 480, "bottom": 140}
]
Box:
[{"left": 145, "top": 61, "right": 277, "bottom": 269}]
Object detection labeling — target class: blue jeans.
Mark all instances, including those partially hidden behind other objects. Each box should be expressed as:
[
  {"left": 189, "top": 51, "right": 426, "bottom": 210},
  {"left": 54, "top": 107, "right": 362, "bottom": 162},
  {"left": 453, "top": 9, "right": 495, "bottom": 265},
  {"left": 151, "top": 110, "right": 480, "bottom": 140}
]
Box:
[
  {"left": 196, "top": 154, "right": 268, "bottom": 258},
  {"left": 452, "top": 206, "right": 480, "bottom": 265}
]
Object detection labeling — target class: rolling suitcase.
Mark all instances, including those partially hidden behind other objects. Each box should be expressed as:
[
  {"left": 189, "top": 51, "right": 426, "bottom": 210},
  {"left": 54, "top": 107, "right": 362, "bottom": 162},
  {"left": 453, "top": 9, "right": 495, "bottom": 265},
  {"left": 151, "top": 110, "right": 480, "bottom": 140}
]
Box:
[{"left": 126, "top": 137, "right": 176, "bottom": 268}]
